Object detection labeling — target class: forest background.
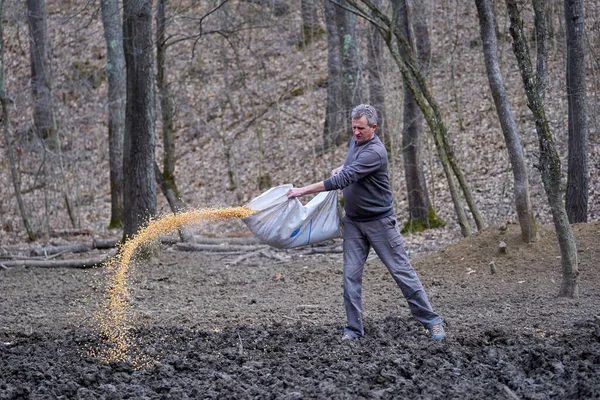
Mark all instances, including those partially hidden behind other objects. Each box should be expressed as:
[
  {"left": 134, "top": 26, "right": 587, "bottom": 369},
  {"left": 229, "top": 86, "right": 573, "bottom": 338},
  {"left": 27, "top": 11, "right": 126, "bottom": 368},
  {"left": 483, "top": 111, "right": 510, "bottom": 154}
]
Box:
[{"left": 0, "top": 0, "right": 598, "bottom": 250}]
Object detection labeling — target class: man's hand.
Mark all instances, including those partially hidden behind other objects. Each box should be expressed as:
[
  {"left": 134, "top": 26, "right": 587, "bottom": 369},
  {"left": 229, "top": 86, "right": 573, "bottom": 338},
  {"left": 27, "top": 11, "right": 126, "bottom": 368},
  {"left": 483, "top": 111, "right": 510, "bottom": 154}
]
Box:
[
  {"left": 331, "top": 166, "right": 343, "bottom": 176},
  {"left": 286, "top": 187, "right": 304, "bottom": 198},
  {"left": 286, "top": 182, "right": 326, "bottom": 198}
]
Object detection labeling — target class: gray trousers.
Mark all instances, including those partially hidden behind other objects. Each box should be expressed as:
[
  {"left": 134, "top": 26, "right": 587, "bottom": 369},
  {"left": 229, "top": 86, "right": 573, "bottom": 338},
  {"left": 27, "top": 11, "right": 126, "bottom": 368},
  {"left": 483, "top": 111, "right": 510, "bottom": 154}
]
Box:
[{"left": 342, "top": 214, "right": 442, "bottom": 337}]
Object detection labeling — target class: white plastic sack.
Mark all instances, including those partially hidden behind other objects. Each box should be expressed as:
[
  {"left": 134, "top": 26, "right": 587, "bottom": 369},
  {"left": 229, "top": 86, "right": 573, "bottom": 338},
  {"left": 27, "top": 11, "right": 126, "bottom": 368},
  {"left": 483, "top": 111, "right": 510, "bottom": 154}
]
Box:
[{"left": 243, "top": 184, "right": 342, "bottom": 249}]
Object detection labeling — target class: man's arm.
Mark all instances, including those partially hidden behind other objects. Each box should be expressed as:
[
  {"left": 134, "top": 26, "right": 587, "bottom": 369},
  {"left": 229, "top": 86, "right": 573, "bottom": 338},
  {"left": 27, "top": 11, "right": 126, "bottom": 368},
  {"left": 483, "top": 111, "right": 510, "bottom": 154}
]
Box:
[{"left": 286, "top": 181, "right": 326, "bottom": 198}]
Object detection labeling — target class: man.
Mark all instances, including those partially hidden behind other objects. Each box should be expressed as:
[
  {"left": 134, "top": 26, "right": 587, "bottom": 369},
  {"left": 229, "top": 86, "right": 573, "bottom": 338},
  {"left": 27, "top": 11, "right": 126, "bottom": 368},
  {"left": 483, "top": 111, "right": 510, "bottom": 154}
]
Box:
[{"left": 287, "top": 104, "right": 445, "bottom": 342}]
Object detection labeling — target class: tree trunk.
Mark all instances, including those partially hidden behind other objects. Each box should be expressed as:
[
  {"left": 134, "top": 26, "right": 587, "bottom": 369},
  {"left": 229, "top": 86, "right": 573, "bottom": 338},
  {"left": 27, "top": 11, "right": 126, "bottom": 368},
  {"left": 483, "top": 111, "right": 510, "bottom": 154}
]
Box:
[
  {"left": 366, "top": 0, "right": 388, "bottom": 148},
  {"left": 156, "top": 0, "right": 180, "bottom": 201},
  {"left": 0, "top": 0, "right": 35, "bottom": 241},
  {"left": 475, "top": 0, "right": 537, "bottom": 243},
  {"left": 335, "top": 0, "right": 362, "bottom": 144},
  {"left": 397, "top": 0, "right": 440, "bottom": 231},
  {"left": 564, "top": 0, "right": 588, "bottom": 223},
  {"left": 323, "top": 0, "right": 344, "bottom": 151},
  {"left": 26, "top": 0, "right": 56, "bottom": 148},
  {"left": 100, "top": 0, "right": 125, "bottom": 229},
  {"left": 300, "top": 0, "right": 323, "bottom": 46},
  {"left": 123, "top": 0, "right": 157, "bottom": 239},
  {"left": 506, "top": 0, "right": 579, "bottom": 298}
]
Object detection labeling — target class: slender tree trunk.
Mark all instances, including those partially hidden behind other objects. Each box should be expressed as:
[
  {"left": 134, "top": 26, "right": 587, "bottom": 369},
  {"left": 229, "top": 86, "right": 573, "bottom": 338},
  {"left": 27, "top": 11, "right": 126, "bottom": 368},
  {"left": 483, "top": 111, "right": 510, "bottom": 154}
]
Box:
[
  {"left": 564, "top": 0, "right": 588, "bottom": 223},
  {"left": 156, "top": 0, "right": 179, "bottom": 198},
  {"left": 0, "top": 0, "right": 35, "bottom": 241},
  {"left": 301, "top": 0, "right": 323, "bottom": 46},
  {"left": 507, "top": 0, "right": 579, "bottom": 298},
  {"left": 475, "top": 0, "right": 537, "bottom": 243},
  {"left": 323, "top": 0, "right": 344, "bottom": 151},
  {"left": 26, "top": 0, "right": 56, "bottom": 148},
  {"left": 123, "top": 0, "right": 157, "bottom": 238},
  {"left": 100, "top": 0, "right": 125, "bottom": 229},
  {"left": 366, "top": 0, "right": 388, "bottom": 148},
  {"left": 335, "top": 0, "right": 362, "bottom": 145}
]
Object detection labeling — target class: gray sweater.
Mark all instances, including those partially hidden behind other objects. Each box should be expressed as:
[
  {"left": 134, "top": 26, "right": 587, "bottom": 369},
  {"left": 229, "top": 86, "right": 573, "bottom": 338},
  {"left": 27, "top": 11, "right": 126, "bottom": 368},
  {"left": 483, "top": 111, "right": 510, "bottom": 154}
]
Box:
[{"left": 323, "top": 135, "right": 393, "bottom": 221}]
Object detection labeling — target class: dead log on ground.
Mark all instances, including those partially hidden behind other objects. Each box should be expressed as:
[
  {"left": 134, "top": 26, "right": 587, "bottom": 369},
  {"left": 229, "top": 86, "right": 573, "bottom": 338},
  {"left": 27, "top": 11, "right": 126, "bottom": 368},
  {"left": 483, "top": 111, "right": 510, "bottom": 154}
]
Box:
[
  {"left": 0, "top": 251, "right": 116, "bottom": 269},
  {"left": 176, "top": 242, "right": 268, "bottom": 253},
  {"left": 31, "top": 242, "right": 91, "bottom": 256}
]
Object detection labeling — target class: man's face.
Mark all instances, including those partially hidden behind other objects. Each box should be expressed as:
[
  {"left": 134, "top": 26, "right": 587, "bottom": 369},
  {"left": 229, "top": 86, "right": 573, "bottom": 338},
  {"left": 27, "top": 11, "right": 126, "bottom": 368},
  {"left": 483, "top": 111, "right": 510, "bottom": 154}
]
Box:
[{"left": 352, "top": 116, "right": 376, "bottom": 144}]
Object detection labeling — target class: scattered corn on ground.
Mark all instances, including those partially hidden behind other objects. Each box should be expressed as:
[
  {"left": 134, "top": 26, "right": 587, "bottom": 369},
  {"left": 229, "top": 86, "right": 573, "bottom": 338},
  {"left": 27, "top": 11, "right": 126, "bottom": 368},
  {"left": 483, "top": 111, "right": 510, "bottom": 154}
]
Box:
[{"left": 96, "top": 207, "right": 255, "bottom": 364}]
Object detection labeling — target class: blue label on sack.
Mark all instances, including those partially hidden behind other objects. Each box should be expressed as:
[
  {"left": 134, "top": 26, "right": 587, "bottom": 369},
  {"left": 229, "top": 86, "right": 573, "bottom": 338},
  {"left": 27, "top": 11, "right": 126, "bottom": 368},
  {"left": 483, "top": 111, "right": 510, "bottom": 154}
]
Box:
[{"left": 290, "top": 226, "right": 301, "bottom": 238}]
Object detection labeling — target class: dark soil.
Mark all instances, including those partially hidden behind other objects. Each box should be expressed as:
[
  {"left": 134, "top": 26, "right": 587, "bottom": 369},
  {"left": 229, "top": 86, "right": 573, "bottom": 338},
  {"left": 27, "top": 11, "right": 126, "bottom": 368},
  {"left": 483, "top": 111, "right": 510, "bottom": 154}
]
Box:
[{"left": 1, "top": 222, "right": 600, "bottom": 399}]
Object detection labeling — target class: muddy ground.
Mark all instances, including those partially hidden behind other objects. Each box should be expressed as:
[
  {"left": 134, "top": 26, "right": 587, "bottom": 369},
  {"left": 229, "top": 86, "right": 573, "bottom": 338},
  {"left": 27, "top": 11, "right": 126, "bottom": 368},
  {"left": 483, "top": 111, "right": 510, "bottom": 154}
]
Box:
[{"left": 1, "top": 222, "right": 600, "bottom": 399}]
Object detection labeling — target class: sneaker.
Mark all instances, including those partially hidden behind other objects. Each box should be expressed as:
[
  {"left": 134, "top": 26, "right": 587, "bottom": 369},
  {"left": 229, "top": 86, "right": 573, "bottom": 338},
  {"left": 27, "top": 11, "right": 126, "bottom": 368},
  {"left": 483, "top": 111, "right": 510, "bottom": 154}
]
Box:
[
  {"left": 341, "top": 332, "right": 359, "bottom": 342},
  {"left": 428, "top": 324, "right": 446, "bottom": 341}
]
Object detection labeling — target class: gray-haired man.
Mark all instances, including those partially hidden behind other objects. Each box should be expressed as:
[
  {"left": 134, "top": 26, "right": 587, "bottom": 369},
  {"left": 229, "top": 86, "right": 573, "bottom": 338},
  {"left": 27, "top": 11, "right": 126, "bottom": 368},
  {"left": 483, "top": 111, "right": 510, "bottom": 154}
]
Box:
[{"left": 287, "top": 104, "right": 445, "bottom": 341}]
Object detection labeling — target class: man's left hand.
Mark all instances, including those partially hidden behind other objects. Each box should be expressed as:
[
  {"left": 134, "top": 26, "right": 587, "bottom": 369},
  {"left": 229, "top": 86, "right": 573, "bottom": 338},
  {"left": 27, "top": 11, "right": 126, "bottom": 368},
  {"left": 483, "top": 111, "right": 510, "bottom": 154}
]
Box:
[{"left": 287, "top": 188, "right": 304, "bottom": 198}]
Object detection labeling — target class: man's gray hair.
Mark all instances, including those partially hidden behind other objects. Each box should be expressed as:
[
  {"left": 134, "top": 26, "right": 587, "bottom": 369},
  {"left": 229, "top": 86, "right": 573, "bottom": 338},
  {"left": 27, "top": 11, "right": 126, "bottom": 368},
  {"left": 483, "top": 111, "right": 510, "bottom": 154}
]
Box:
[{"left": 351, "top": 104, "right": 378, "bottom": 126}]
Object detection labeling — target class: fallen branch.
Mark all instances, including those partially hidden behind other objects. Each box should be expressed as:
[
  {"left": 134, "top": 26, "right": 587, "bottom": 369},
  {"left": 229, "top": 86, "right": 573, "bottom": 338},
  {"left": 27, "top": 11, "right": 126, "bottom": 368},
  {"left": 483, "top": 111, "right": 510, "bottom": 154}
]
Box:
[
  {"left": 176, "top": 242, "right": 268, "bottom": 253},
  {"left": 31, "top": 242, "right": 90, "bottom": 257},
  {"left": 0, "top": 251, "right": 116, "bottom": 269}
]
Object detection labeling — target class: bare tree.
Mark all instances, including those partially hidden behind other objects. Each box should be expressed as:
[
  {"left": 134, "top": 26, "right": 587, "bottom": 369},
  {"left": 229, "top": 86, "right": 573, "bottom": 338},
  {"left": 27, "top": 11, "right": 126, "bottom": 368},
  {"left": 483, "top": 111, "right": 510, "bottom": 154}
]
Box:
[
  {"left": 323, "top": 0, "right": 363, "bottom": 150},
  {"left": 1, "top": 0, "right": 35, "bottom": 241},
  {"left": 100, "top": 0, "right": 125, "bottom": 229},
  {"left": 123, "top": 0, "right": 157, "bottom": 238},
  {"left": 323, "top": 0, "right": 344, "bottom": 151},
  {"left": 156, "top": 0, "right": 183, "bottom": 211},
  {"left": 506, "top": 0, "right": 579, "bottom": 298},
  {"left": 26, "top": 0, "right": 56, "bottom": 147},
  {"left": 366, "top": 0, "right": 388, "bottom": 148},
  {"left": 335, "top": 0, "right": 362, "bottom": 140},
  {"left": 397, "top": 0, "right": 443, "bottom": 232},
  {"left": 475, "top": 0, "right": 537, "bottom": 243},
  {"left": 340, "top": 0, "right": 484, "bottom": 237},
  {"left": 564, "top": 0, "right": 589, "bottom": 223}
]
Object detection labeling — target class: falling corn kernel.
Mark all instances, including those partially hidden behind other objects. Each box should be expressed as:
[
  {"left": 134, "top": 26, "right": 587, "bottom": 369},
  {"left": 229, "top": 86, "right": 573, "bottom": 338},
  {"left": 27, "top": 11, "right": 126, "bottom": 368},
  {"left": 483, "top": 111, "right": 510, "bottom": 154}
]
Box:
[{"left": 96, "top": 206, "right": 255, "bottom": 364}]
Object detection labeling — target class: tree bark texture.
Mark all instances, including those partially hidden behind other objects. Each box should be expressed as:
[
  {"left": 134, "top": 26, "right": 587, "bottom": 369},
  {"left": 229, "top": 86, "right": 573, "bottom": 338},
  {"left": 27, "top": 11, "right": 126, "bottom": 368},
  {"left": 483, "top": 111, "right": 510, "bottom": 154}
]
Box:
[
  {"left": 323, "top": 0, "right": 344, "bottom": 151},
  {"left": 366, "top": 0, "right": 388, "bottom": 148},
  {"left": 26, "top": 0, "right": 56, "bottom": 146},
  {"left": 1, "top": 0, "right": 35, "bottom": 241},
  {"left": 123, "top": 0, "right": 157, "bottom": 238},
  {"left": 564, "top": 0, "right": 588, "bottom": 223},
  {"left": 397, "top": 0, "right": 433, "bottom": 225},
  {"left": 475, "top": 0, "right": 537, "bottom": 243},
  {"left": 100, "top": 0, "right": 126, "bottom": 229},
  {"left": 506, "top": 0, "right": 579, "bottom": 298}
]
